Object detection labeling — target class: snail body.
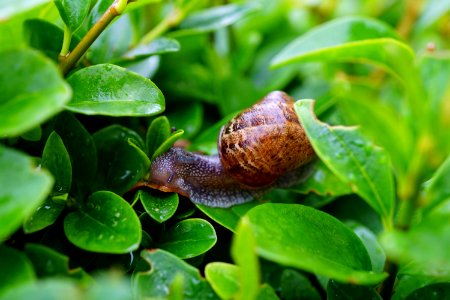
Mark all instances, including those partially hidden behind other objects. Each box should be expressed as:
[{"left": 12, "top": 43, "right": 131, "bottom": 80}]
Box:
[{"left": 146, "top": 91, "right": 315, "bottom": 207}]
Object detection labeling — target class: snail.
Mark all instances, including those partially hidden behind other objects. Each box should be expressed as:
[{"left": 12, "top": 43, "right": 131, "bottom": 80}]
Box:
[{"left": 143, "top": 91, "right": 316, "bottom": 207}]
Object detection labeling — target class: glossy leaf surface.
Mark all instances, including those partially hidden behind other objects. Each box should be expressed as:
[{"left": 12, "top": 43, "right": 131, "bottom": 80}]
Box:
[
  {"left": 0, "top": 145, "right": 53, "bottom": 240},
  {"left": 64, "top": 191, "right": 141, "bottom": 253},
  {"left": 246, "top": 203, "right": 386, "bottom": 284},
  {"left": 0, "top": 49, "right": 71, "bottom": 137},
  {"left": 54, "top": 0, "right": 90, "bottom": 32},
  {"left": 137, "top": 190, "right": 178, "bottom": 223},
  {"left": 66, "top": 64, "right": 164, "bottom": 116},
  {"left": 295, "top": 100, "right": 395, "bottom": 227},
  {"left": 205, "top": 262, "right": 240, "bottom": 300},
  {"left": 157, "top": 218, "right": 217, "bottom": 259}
]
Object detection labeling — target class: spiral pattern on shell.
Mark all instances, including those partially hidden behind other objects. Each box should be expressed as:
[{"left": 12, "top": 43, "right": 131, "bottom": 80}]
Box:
[{"left": 218, "top": 91, "right": 315, "bottom": 187}]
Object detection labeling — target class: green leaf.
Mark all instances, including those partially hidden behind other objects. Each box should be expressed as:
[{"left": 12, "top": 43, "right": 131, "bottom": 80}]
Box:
[
  {"left": 295, "top": 100, "right": 395, "bottom": 228},
  {"left": 146, "top": 116, "right": 171, "bottom": 158},
  {"left": 405, "top": 283, "right": 450, "bottom": 300},
  {"left": 42, "top": 132, "right": 72, "bottom": 194},
  {"left": 133, "top": 249, "right": 219, "bottom": 299},
  {"left": 21, "top": 126, "right": 42, "bottom": 142},
  {"left": 289, "top": 160, "right": 352, "bottom": 197},
  {"left": 64, "top": 191, "right": 141, "bottom": 253},
  {"left": 246, "top": 203, "right": 387, "bottom": 284},
  {"left": 327, "top": 280, "right": 381, "bottom": 300},
  {"left": 0, "top": 278, "right": 81, "bottom": 300},
  {"left": 0, "top": 0, "right": 51, "bottom": 20},
  {"left": 54, "top": 0, "right": 91, "bottom": 32},
  {"left": 380, "top": 206, "right": 450, "bottom": 275},
  {"left": 87, "top": 14, "right": 132, "bottom": 64},
  {"left": 118, "top": 37, "right": 180, "bottom": 63},
  {"left": 422, "top": 155, "right": 450, "bottom": 214},
  {"left": 280, "top": 269, "right": 321, "bottom": 300},
  {"left": 232, "top": 218, "right": 260, "bottom": 300},
  {"left": 0, "top": 245, "right": 35, "bottom": 296},
  {"left": 23, "top": 198, "right": 65, "bottom": 233},
  {"left": 205, "top": 262, "right": 240, "bottom": 300},
  {"left": 24, "top": 244, "right": 90, "bottom": 282},
  {"left": 0, "top": 145, "right": 53, "bottom": 241},
  {"left": 157, "top": 218, "right": 217, "bottom": 259},
  {"left": 167, "top": 102, "right": 203, "bottom": 140},
  {"left": 24, "top": 19, "right": 80, "bottom": 61},
  {"left": 271, "top": 16, "right": 403, "bottom": 70},
  {"left": 66, "top": 64, "right": 164, "bottom": 116},
  {"left": 196, "top": 201, "right": 259, "bottom": 232},
  {"left": 174, "top": 3, "right": 259, "bottom": 36},
  {"left": 257, "top": 284, "right": 280, "bottom": 300},
  {"left": 151, "top": 129, "right": 184, "bottom": 160},
  {"left": 93, "top": 125, "right": 148, "bottom": 194},
  {"left": 137, "top": 190, "right": 178, "bottom": 223},
  {"left": 54, "top": 112, "right": 97, "bottom": 198},
  {"left": 0, "top": 48, "right": 71, "bottom": 137}
]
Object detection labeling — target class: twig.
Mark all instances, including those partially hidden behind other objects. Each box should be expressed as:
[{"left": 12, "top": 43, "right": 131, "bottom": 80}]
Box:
[{"left": 59, "top": 0, "right": 128, "bottom": 75}]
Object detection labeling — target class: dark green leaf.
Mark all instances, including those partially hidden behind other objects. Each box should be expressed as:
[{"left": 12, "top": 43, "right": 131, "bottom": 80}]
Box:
[
  {"left": 289, "top": 160, "right": 352, "bottom": 197},
  {"left": 24, "top": 244, "right": 90, "bottom": 282},
  {"left": 87, "top": 14, "right": 132, "bottom": 64},
  {"left": 0, "top": 48, "right": 71, "bottom": 137},
  {"left": 23, "top": 19, "right": 80, "bottom": 61},
  {"left": 133, "top": 249, "right": 219, "bottom": 299},
  {"left": 151, "top": 129, "right": 184, "bottom": 160},
  {"left": 205, "top": 262, "right": 240, "bottom": 299},
  {"left": 246, "top": 203, "right": 387, "bottom": 284},
  {"left": 54, "top": 112, "right": 97, "bottom": 198},
  {"left": 54, "top": 0, "right": 91, "bottom": 32},
  {"left": 174, "top": 3, "right": 259, "bottom": 36},
  {"left": 157, "top": 218, "right": 217, "bottom": 259},
  {"left": 64, "top": 191, "right": 141, "bottom": 253},
  {"left": 295, "top": 100, "right": 395, "bottom": 228},
  {"left": 167, "top": 102, "right": 203, "bottom": 140},
  {"left": 280, "top": 269, "right": 320, "bottom": 300},
  {"left": 42, "top": 131, "right": 72, "bottom": 194},
  {"left": 232, "top": 218, "right": 260, "bottom": 300},
  {"left": 405, "top": 283, "right": 450, "bottom": 300},
  {"left": 197, "top": 201, "right": 259, "bottom": 232},
  {"left": 93, "top": 125, "right": 147, "bottom": 194},
  {"left": 327, "top": 280, "right": 381, "bottom": 300},
  {"left": 21, "top": 126, "right": 42, "bottom": 142},
  {"left": 66, "top": 64, "right": 164, "bottom": 116},
  {"left": 146, "top": 116, "right": 171, "bottom": 158},
  {"left": 137, "top": 190, "right": 178, "bottom": 223},
  {"left": 23, "top": 198, "right": 65, "bottom": 233},
  {"left": 0, "top": 145, "right": 53, "bottom": 240},
  {"left": 118, "top": 37, "right": 180, "bottom": 63},
  {"left": 0, "top": 246, "right": 35, "bottom": 296}
]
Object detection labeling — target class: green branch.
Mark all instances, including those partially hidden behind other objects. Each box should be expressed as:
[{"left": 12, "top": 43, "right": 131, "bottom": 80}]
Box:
[{"left": 59, "top": 0, "right": 129, "bottom": 75}]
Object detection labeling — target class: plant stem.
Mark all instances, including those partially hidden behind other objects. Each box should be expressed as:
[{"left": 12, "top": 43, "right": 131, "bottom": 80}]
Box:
[
  {"left": 60, "top": 25, "right": 72, "bottom": 57},
  {"left": 397, "top": 0, "right": 424, "bottom": 38},
  {"left": 59, "top": 0, "right": 128, "bottom": 75},
  {"left": 139, "top": 8, "right": 184, "bottom": 45}
]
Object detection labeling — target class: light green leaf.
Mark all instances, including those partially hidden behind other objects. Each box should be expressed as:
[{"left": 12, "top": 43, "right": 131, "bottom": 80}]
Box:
[
  {"left": 64, "top": 191, "right": 141, "bottom": 253},
  {"left": 0, "top": 48, "right": 71, "bottom": 137},
  {"left": 0, "top": 145, "right": 53, "bottom": 241},
  {"left": 66, "top": 64, "right": 164, "bottom": 116},
  {"left": 246, "top": 203, "right": 387, "bottom": 285},
  {"left": 422, "top": 155, "right": 450, "bottom": 214},
  {"left": 0, "top": 278, "right": 81, "bottom": 300},
  {"left": 232, "top": 218, "right": 260, "bottom": 300},
  {"left": 173, "top": 3, "right": 259, "bottom": 36},
  {"left": 205, "top": 262, "right": 240, "bottom": 300},
  {"left": 146, "top": 116, "right": 171, "bottom": 158},
  {"left": 118, "top": 37, "right": 180, "bottom": 63},
  {"left": 151, "top": 129, "right": 184, "bottom": 160},
  {"left": 157, "top": 218, "right": 217, "bottom": 259},
  {"left": 295, "top": 100, "right": 395, "bottom": 228},
  {"left": 0, "top": 0, "right": 51, "bottom": 20},
  {"left": 0, "top": 246, "right": 35, "bottom": 297}
]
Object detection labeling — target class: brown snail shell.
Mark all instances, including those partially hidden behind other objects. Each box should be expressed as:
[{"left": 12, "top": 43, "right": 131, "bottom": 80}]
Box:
[{"left": 218, "top": 91, "right": 315, "bottom": 187}]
